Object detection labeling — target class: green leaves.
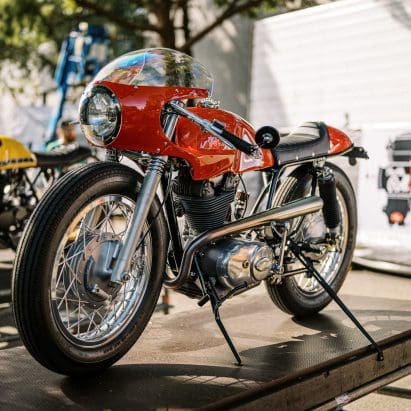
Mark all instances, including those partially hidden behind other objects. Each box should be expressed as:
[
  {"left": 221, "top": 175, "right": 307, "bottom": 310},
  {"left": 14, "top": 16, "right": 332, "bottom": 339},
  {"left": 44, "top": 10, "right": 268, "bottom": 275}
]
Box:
[
  {"left": 0, "top": 0, "right": 146, "bottom": 70},
  {"left": 0, "top": 0, "right": 327, "bottom": 94}
]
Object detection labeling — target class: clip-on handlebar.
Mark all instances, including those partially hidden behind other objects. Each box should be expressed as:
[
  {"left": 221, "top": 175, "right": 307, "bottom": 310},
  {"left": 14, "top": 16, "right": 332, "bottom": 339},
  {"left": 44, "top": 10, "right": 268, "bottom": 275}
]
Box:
[{"left": 167, "top": 101, "right": 260, "bottom": 157}]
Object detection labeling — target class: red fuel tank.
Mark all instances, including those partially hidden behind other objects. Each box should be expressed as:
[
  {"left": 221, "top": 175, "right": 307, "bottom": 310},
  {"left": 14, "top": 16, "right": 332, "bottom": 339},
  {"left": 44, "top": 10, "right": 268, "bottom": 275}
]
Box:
[{"left": 174, "top": 107, "right": 274, "bottom": 180}]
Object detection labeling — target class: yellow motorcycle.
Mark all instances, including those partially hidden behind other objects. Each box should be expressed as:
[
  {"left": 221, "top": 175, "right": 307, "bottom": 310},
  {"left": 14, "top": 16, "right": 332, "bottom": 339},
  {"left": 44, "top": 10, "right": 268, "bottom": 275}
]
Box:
[{"left": 0, "top": 135, "right": 93, "bottom": 249}]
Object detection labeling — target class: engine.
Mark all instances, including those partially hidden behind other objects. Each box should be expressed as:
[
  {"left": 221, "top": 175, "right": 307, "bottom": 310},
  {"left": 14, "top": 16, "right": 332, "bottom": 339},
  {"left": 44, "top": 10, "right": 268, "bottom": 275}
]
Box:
[
  {"left": 197, "top": 238, "right": 275, "bottom": 290},
  {"left": 0, "top": 171, "right": 34, "bottom": 248},
  {"left": 173, "top": 167, "right": 276, "bottom": 292}
]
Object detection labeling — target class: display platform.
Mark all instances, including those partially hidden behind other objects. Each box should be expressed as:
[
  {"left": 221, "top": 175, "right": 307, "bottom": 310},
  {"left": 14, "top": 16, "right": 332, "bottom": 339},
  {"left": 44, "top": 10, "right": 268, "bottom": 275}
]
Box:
[{"left": 0, "top": 289, "right": 410, "bottom": 410}]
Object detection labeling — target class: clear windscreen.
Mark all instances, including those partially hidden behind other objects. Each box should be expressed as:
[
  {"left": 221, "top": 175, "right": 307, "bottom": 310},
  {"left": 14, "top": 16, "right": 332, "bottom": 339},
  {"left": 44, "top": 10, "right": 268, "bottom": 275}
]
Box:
[{"left": 94, "top": 48, "right": 213, "bottom": 95}]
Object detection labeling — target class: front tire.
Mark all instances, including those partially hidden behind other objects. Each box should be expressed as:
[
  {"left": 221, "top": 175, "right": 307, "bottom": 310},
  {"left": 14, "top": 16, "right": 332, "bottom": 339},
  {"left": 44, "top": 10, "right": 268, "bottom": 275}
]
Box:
[
  {"left": 265, "top": 163, "right": 357, "bottom": 317},
  {"left": 13, "top": 162, "right": 168, "bottom": 375}
]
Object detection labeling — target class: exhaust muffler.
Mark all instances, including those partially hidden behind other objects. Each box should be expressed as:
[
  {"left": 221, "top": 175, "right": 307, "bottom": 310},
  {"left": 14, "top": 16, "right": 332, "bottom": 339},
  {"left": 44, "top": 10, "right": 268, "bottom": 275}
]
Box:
[{"left": 164, "top": 196, "right": 323, "bottom": 289}]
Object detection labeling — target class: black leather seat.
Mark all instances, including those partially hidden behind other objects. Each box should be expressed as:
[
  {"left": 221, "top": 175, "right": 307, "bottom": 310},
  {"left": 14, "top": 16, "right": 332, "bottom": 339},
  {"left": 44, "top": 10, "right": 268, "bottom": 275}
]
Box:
[
  {"left": 34, "top": 146, "right": 92, "bottom": 168},
  {"left": 273, "top": 122, "right": 329, "bottom": 166}
]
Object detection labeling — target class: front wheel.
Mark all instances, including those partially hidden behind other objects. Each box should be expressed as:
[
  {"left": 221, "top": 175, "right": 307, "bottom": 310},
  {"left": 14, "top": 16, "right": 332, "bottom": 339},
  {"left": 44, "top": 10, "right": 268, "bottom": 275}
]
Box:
[
  {"left": 265, "top": 163, "right": 357, "bottom": 317},
  {"left": 12, "top": 163, "right": 168, "bottom": 376}
]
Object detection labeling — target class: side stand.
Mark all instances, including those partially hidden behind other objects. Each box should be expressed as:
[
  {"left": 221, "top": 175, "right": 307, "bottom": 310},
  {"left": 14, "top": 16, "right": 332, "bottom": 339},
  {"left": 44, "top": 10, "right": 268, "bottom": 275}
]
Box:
[
  {"left": 288, "top": 239, "right": 384, "bottom": 361},
  {"left": 208, "top": 290, "right": 243, "bottom": 366},
  {"left": 195, "top": 259, "right": 243, "bottom": 366}
]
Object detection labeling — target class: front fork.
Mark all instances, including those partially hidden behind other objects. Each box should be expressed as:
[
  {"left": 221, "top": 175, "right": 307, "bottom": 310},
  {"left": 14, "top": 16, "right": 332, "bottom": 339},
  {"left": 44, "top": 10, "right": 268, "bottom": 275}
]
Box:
[{"left": 110, "top": 112, "right": 179, "bottom": 284}]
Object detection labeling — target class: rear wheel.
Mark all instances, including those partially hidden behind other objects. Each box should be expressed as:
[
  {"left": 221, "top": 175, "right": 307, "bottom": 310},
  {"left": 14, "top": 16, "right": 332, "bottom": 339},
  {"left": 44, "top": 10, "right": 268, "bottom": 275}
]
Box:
[
  {"left": 13, "top": 163, "right": 168, "bottom": 375},
  {"left": 265, "top": 163, "right": 357, "bottom": 317}
]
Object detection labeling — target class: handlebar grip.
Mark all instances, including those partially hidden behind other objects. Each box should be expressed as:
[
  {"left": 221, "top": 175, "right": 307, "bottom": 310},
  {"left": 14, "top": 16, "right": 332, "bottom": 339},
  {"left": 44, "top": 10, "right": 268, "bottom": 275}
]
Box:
[{"left": 219, "top": 128, "right": 257, "bottom": 156}]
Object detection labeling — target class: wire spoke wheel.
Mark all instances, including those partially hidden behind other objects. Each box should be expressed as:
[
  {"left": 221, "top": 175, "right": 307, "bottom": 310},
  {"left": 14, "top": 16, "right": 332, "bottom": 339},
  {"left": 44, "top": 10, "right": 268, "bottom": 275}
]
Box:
[
  {"left": 264, "top": 164, "right": 357, "bottom": 317},
  {"left": 51, "top": 195, "right": 152, "bottom": 347},
  {"left": 13, "top": 163, "right": 167, "bottom": 375}
]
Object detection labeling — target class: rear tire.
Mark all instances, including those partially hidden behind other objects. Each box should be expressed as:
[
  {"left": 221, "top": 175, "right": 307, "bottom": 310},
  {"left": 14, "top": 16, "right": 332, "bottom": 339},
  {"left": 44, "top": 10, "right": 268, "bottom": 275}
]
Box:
[
  {"left": 13, "top": 162, "right": 168, "bottom": 376},
  {"left": 265, "top": 163, "right": 357, "bottom": 317}
]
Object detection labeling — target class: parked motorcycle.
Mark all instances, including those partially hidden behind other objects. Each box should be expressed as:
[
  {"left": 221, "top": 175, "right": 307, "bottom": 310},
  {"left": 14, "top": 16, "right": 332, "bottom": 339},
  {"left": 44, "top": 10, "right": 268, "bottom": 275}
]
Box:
[
  {"left": 0, "top": 135, "right": 93, "bottom": 249},
  {"left": 12, "top": 48, "right": 379, "bottom": 376},
  {"left": 378, "top": 133, "right": 411, "bottom": 225}
]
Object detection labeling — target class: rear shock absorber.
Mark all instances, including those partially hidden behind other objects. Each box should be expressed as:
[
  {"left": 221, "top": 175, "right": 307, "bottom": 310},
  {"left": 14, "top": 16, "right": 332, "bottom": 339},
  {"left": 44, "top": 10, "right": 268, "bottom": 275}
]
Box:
[{"left": 318, "top": 167, "right": 341, "bottom": 232}]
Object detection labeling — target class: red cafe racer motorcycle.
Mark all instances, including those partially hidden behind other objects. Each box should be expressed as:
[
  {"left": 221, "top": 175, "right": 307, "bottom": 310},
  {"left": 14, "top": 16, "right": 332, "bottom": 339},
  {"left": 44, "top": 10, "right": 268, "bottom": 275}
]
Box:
[{"left": 13, "top": 48, "right": 382, "bottom": 376}]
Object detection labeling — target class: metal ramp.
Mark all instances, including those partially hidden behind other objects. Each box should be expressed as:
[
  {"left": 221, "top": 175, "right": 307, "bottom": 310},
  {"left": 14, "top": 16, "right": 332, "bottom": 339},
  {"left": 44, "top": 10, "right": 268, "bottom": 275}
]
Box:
[{"left": 0, "top": 292, "right": 409, "bottom": 410}]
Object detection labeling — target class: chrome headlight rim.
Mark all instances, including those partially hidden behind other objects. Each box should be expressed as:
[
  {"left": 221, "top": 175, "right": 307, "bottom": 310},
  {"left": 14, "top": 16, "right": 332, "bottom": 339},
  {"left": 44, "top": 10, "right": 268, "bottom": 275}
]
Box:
[{"left": 79, "top": 84, "right": 121, "bottom": 147}]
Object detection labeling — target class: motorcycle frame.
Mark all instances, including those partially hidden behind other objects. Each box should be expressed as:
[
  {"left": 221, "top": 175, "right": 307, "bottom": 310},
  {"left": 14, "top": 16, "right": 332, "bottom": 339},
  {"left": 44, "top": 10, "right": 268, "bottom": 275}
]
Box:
[
  {"left": 150, "top": 153, "right": 385, "bottom": 365},
  {"left": 123, "top": 156, "right": 322, "bottom": 291},
  {"left": 103, "top": 104, "right": 382, "bottom": 365},
  {"left": 116, "top": 121, "right": 356, "bottom": 288}
]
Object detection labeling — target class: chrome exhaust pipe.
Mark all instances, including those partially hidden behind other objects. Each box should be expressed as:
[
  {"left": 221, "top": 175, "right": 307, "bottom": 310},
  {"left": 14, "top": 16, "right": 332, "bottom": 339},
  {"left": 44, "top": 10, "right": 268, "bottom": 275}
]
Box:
[{"left": 164, "top": 196, "right": 324, "bottom": 289}]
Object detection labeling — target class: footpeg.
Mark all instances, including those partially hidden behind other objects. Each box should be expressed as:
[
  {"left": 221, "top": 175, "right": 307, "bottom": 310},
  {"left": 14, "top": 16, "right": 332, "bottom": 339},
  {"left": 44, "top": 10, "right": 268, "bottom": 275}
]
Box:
[
  {"left": 197, "top": 295, "right": 210, "bottom": 307},
  {"left": 299, "top": 242, "right": 327, "bottom": 261}
]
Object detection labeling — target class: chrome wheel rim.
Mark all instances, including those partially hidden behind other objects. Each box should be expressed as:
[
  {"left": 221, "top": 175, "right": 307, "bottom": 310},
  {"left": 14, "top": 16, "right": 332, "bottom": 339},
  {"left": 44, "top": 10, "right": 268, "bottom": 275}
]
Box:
[{"left": 50, "top": 195, "right": 152, "bottom": 348}]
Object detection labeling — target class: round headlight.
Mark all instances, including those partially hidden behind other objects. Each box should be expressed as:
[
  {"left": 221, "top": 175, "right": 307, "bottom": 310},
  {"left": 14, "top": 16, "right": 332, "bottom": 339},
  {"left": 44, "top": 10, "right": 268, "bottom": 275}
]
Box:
[{"left": 79, "top": 85, "right": 121, "bottom": 146}]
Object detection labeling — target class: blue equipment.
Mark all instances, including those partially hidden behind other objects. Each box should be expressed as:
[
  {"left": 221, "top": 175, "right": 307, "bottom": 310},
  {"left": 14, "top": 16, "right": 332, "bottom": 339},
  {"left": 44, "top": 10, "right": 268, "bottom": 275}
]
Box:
[{"left": 45, "top": 23, "right": 111, "bottom": 143}]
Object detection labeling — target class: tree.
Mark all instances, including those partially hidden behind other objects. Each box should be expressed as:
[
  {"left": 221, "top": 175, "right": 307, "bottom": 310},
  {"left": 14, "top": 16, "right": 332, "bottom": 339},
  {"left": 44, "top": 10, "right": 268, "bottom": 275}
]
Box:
[
  {"left": 0, "top": 0, "right": 326, "bottom": 66},
  {"left": 0, "top": 0, "right": 328, "bottom": 102}
]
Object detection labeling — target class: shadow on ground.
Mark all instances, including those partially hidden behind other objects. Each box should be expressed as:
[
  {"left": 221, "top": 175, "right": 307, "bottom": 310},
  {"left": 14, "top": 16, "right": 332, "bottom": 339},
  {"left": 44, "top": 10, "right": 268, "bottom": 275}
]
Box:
[{"left": 0, "top": 301, "right": 409, "bottom": 410}]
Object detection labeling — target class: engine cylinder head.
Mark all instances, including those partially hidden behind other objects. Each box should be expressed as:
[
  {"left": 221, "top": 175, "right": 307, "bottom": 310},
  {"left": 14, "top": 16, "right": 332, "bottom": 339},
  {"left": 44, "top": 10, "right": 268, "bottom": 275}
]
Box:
[
  {"left": 178, "top": 191, "right": 235, "bottom": 233},
  {"left": 172, "top": 169, "right": 237, "bottom": 233}
]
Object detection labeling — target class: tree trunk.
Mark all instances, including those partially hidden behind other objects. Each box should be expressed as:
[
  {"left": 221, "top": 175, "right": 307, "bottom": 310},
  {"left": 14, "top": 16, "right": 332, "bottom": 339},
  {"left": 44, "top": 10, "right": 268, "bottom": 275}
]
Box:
[
  {"left": 151, "top": 0, "right": 177, "bottom": 50},
  {"left": 181, "top": 0, "right": 193, "bottom": 56}
]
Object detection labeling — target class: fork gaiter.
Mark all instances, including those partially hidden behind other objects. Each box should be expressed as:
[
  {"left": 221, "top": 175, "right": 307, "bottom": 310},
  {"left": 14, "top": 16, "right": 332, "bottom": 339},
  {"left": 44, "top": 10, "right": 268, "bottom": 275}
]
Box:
[{"left": 318, "top": 172, "right": 341, "bottom": 229}]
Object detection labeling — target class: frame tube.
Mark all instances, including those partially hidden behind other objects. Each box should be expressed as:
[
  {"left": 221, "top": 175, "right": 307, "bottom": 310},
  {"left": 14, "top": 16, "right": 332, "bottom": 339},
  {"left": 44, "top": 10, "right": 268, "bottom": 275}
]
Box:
[{"left": 164, "top": 196, "right": 323, "bottom": 289}]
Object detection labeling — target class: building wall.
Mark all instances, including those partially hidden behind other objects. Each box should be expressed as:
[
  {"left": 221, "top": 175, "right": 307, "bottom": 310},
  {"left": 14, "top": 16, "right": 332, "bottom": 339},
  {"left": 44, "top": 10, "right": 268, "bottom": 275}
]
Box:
[
  {"left": 192, "top": 1, "right": 253, "bottom": 118},
  {"left": 250, "top": 0, "right": 411, "bottom": 129}
]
